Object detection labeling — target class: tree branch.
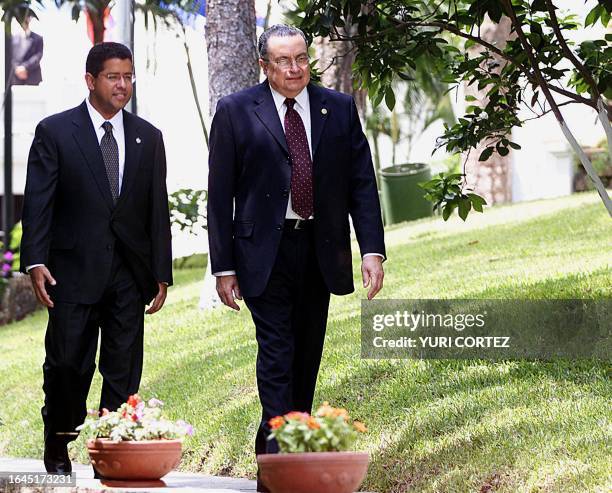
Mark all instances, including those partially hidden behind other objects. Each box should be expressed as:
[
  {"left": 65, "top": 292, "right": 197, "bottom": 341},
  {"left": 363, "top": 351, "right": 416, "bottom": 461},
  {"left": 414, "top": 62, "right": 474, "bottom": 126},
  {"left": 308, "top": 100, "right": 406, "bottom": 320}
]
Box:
[{"left": 544, "top": 0, "right": 599, "bottom": 101}]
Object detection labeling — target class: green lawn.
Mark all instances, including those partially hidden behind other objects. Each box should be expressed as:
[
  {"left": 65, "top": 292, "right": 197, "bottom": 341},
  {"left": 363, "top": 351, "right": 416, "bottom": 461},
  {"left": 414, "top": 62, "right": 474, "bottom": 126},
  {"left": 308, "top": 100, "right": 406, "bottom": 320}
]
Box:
[{"left": 0, "top": 192, "right": 610, "bottom": 492}]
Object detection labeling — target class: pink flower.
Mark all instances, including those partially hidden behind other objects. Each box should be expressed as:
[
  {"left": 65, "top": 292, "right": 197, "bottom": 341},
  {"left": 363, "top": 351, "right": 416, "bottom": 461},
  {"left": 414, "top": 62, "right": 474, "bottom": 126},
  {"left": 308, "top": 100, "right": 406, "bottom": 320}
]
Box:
[
  {"left": 2, "top": 263, "right": 11, "bottom": 273},
  {"left": 148, "top": 398, "right": 164, "bottom": 407},
  {"left": 134, "top": 401, "right": 145, "bottom": 420},
  {"left": 3, "top": 251, "right": 13, "bottom": 262},
  {"left": 177, "top": 420, "right": 194, "bottom": 436}
]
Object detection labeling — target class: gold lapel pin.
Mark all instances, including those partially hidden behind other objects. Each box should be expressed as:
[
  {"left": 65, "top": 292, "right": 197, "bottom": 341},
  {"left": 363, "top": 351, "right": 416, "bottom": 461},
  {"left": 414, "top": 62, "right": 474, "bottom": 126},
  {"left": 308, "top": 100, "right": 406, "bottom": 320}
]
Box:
[
  {"left": 136, "top": 137, "right": 141, "bottom": 144},
  {"left": 321, "top": 108, "right": 328, "bottom": 115}
]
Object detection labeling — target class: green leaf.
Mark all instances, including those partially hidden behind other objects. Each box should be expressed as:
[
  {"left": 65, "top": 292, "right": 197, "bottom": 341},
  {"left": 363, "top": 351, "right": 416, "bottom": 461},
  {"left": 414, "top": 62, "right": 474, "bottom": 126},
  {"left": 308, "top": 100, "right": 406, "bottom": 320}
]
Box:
[
  {"left": 479, "top": 147, "right": 494, "bottom": 162},
  {"left": 585, "top": 5, "right": 603, "bottom": 27},
  {"left": 385, "top": 88, "right": 396, "bottom": 111},
  {"left": 468, "top": 193, "right": 485, "bottom": 212},
  {"left": 442, "top": 203, "right": 455, "bottom": 221},
  {"left": 498, "top": 146, "right": 510, "bottom": 156},
  {"left": 509, "top": 141, "right": 522, "bottom": 150},
  {"left": 458, "top": 198, "right": 471, "bottom": 221}
]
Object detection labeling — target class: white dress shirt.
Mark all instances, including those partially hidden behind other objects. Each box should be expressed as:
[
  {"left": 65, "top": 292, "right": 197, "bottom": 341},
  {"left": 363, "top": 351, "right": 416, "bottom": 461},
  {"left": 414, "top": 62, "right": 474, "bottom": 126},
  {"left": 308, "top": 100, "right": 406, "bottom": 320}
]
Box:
[
  {"left": 213, "top": 85, "right": 382, "bottom": 277},
  {"left": 269, "top": 85, "right": 313, "bottom": 220},
  {"left": 26, "top": 99, "right": 126, "bottom": 273},
  {"left": 85, "top": 97, "right": 126, "bottom": 191}
]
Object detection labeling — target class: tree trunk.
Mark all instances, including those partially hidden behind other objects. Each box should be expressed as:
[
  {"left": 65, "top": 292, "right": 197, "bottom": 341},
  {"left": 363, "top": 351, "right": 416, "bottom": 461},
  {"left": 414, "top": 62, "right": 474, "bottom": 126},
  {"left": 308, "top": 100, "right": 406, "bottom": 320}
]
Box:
[
  {"left": 201, "top": 0, "right": 259, "bottom": 310},
  {"left": 314, "top": 31, "right": 366, "bottom": 117},
  {"left": 85, "top": 1, "right": 111, "bottom": 44},
  {"left": 463, "top": 15, "right": 515, "bottom": 205},
  {"left": 205, "top": 0, "right": 258, "bottom": 113}
]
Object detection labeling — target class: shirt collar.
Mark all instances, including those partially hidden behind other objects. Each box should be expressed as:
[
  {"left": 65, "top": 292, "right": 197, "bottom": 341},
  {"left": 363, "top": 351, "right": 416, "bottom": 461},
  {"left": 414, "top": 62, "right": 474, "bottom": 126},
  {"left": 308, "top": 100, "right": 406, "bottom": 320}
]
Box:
[
  {"left": 85, "top": 97, "right": 124, "bottom": 134},
  {"left": 269, "top": 84, "right": 309, "bottom": 113}
]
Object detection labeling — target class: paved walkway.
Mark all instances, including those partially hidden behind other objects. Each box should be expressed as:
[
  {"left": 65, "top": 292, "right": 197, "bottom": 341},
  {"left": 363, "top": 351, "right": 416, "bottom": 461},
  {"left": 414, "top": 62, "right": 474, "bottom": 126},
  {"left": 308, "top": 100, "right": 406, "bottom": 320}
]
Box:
[{"left": 0, "top": 457, "right": 257, "bottom": 492}]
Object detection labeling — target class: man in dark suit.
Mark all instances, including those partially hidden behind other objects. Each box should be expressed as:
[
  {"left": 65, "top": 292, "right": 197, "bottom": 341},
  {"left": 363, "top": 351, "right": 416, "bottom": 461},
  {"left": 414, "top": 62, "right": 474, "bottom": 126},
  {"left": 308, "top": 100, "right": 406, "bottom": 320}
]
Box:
[
  {"left": 207, "top": 24, "right": 385, "bottom": 491},
  {"left": 12, "top": 14, "right": 43, "bottom": 86},
  {"left": 20, "top": 42, "right": 173, "bottom": 474}
]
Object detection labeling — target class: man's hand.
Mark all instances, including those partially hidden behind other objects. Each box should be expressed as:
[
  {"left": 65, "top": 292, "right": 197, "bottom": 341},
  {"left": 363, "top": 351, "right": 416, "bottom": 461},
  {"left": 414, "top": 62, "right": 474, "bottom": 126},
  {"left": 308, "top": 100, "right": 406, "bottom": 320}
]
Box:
[
  {"left": 15, "top": 65, "right": 28, "bottom": 80},
  {"left": 29, "top": 266, "right": 56, "bottom": 308},
  {"left": 362, "top": 256, "right": 384, "bottom": 300},
  {"left": 216, "top": 275, "right": 242, "bottom": 311},
  {"left": 146, "top": 283, "right": 168, "bottom": 315}
]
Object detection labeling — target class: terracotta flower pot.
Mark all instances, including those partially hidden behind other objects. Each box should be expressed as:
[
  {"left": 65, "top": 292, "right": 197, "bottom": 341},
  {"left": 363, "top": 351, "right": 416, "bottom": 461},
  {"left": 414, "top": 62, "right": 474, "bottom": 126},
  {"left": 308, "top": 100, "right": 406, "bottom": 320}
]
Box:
[
  {"left": 87, "top": 438, "right": 182, "bottom": 481},
  {"left": 257, "top": 451, "right": 369, "bottom": 493}
]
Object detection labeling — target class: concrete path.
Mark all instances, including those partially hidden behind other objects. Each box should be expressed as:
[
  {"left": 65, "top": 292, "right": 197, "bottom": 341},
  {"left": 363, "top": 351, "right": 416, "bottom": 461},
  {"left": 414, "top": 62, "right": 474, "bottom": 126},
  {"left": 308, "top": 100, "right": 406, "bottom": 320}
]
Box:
[{"left": 0, "top": 457, "right": 257, "bottom": 492}]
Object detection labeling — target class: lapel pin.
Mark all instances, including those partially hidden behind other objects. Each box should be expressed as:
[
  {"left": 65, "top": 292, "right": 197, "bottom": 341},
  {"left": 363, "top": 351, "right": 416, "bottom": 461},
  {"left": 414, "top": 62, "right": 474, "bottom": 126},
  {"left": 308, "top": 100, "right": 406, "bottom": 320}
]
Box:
[
  {"left": 321, "top": 108, "right": 328, "bottom": 115},
  {"left": 136, "top": 137, "right": 141, "bottom": 144}
]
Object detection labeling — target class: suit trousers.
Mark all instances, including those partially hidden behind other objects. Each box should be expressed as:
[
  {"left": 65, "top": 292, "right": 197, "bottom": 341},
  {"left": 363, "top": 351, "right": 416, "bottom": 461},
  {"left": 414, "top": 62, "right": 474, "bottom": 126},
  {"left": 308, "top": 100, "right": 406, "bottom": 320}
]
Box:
[
  {"left": 244, "top": 223, "right": 331, "bottom": 456},
  {"left": 41, "top": 250, "right": 145, "bottom": 445}
]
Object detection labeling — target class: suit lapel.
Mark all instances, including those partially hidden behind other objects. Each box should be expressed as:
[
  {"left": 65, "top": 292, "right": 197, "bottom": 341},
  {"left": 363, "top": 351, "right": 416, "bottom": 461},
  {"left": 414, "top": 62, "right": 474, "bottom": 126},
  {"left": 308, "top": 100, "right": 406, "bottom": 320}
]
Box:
[
  {"left": 72, "top": 102, "right": 114, "bottom": 211},
  {"left": 116, "top": 110, "right": 143, "bottom": 208},
  {"left": 253, "top": 81, "right": 289, "bottom": 155},
  {"left": 308, "top": 83, "right": 328, "bottom": 161}
]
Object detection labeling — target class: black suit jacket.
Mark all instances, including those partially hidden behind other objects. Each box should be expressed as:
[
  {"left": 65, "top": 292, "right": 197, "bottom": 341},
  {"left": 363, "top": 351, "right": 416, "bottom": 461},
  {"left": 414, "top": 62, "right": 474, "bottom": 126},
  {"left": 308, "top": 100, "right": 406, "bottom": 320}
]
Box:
[
  {"left": 20, "top": 101, "right": 173, "bottom": 304},
  {"left": 207, "top": 81, "right": 385, "bottom": 298},
  {"left": 12, "top": 31, "right": 43, "bottom": 86}
]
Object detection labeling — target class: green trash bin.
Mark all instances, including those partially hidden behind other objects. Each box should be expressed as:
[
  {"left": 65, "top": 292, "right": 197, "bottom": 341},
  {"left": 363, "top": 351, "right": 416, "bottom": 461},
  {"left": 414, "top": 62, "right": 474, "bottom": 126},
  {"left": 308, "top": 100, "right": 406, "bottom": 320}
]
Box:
[{"left": 379, "top": 163, "right": 433, "bottom": 225}]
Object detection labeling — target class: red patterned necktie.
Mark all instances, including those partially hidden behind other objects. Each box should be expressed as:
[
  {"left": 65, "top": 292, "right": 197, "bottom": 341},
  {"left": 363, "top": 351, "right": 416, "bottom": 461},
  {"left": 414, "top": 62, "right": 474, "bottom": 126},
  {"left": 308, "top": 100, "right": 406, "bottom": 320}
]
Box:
[{"left": 284, "top": 98, "right": 313, "bottom": 219}]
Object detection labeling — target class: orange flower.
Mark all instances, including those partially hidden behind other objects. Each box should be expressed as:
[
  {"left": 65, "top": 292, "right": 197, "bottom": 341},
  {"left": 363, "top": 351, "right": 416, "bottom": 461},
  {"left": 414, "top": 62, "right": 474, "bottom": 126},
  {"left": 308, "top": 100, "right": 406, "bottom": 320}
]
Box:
[
  {"left": 268, "top": 416, "right": 285, "bottom": 430},
  {"left": 353, "top": 421, "right": 367, "bottom": 433},
  {"left": 316, "top": 402, "right": 333, "bottom": 417},
  {"left": 285, "top": 411, "right": 309, "bottom": 422},
  {"left": 331, "top": 408, "right": 349, "bottom": 421},
  {"left": 127, "top": 394, "right": 141, "bottom": 407},
  {"left": 307, "top": 417, "right": 321, "bottom": 430}
]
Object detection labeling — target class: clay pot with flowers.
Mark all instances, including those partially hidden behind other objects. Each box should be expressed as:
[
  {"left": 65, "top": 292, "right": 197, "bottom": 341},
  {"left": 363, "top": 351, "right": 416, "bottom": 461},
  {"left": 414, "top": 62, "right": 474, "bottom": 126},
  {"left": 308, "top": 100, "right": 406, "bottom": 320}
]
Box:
[
  {"left": 257, "top": 402, "right": 369, "bottom": 493},
  {"left": 77, "top": 394, "right": 193, "bottom": 485}
]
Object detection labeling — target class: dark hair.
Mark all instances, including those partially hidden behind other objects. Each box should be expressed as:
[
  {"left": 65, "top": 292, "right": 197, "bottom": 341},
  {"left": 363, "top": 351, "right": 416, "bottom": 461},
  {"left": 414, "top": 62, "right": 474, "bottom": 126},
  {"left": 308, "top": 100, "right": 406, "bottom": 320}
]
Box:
[
  {"left": 86, "top": 42, "right": 133, "bottom": 77},
  {"left": 258, "top": 24, "right": 307, "bottom": 60}
]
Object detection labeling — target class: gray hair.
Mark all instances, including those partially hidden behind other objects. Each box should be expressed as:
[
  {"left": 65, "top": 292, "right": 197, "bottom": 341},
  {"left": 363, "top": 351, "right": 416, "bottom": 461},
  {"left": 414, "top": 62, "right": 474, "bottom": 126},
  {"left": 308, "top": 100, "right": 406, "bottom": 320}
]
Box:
[{"left": 258, "top": 24, "right": 308, "bottom": 60}]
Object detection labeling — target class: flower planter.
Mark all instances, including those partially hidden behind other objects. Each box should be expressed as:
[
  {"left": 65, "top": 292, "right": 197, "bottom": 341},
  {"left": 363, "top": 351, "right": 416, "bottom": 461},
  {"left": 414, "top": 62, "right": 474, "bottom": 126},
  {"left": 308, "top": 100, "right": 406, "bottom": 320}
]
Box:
[
  {"left": 0, "top": 273, "right": 39, "bottom": 326},
  {"left": 87, "top": 438, "right": 182, "bottom": 482},
  {"left": 257, "top": 451, "right": 369, "bottom": 493}
]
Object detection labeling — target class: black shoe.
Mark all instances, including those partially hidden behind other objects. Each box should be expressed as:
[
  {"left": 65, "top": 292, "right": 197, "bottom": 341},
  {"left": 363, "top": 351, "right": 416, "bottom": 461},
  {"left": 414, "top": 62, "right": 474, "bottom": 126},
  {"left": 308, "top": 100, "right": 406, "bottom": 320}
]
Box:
[
  {"left": 43, "top": 436, "right": 72, "bottom": 474},
  {"left": 256, "top": 470, "right": 271, "bottom": 493}
]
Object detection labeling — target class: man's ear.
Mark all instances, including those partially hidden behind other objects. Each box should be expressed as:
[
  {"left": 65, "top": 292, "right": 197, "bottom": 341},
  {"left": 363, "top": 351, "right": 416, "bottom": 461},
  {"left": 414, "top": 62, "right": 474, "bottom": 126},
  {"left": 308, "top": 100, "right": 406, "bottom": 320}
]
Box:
[
  {"left": 84, "top": 73, "right": 95, "bottom": 91},
  {"left": 258, "top": 59, "right": 268, "bottom": 76}
]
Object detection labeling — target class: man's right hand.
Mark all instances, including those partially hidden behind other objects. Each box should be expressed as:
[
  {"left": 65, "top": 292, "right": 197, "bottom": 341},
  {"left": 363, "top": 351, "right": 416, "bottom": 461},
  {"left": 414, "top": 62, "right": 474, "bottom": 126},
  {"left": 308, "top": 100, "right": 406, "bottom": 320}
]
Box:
[
  {"left": 15, "top": 65, "right": 28, "bottom": 80},
  {"left": 216, "top": 274, "right": 242, "bottom": 311},
  {"left": 29, "top": 266, "right": 56, "bottom": 308}
]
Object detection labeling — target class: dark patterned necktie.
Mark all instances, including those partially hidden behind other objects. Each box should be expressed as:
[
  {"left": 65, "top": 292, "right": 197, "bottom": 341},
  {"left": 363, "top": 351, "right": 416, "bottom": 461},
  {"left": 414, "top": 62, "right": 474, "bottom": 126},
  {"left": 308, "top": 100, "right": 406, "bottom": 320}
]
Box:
[
  {"left": 101, "top": 121, "right": 120, "bottom": 202},
  {"left": 284, "top": 98, "right": 313, "bottom": 219}
]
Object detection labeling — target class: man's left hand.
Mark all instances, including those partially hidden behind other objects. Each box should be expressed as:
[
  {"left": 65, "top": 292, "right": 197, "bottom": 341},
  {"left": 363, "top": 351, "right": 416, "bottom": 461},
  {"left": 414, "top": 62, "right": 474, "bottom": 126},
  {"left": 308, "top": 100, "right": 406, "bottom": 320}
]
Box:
[
  {"left": 146, "top": 283, "right": 168, "bottom": 314},
  {"left": 362, "top": 256, "right": 384, "bottom": 300}
]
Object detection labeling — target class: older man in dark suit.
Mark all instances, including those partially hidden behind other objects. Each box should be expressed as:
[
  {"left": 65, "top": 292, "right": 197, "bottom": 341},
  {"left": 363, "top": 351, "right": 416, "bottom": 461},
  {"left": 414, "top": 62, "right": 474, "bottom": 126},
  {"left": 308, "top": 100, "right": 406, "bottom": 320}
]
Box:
[
  {"left": 207, "top": 24, "right": 386, "bottom": 492},
  {"left": 20, "top": 42, "right": 173, "bottom": 475}
]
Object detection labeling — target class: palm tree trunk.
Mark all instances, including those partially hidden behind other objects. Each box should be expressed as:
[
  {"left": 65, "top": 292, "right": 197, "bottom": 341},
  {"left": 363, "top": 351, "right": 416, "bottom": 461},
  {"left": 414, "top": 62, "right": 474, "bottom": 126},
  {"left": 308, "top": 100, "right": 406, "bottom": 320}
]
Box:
[{"left": 200, "top": 0, "right": 259, "bottom": 310}]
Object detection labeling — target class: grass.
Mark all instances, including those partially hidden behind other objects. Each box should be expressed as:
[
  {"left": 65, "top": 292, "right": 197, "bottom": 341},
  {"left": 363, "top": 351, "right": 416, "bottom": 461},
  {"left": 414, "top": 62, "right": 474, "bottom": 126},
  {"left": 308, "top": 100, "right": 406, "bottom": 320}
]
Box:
[{"left": 0, "top": 191, "right": 610, "bottom": 492}]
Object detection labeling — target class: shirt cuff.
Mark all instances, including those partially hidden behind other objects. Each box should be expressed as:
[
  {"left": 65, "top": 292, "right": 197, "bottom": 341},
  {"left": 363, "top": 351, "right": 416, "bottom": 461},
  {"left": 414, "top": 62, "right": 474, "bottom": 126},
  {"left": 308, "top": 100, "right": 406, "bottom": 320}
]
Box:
[
  {"left": 362, "top": 253, "right": 385, "bottom": 260},
  {"left": 26, "top": 264, "right": 44, "bottom": 273},
  {"left": 213, "top": 270, "right": 237, "bottom": 276}
]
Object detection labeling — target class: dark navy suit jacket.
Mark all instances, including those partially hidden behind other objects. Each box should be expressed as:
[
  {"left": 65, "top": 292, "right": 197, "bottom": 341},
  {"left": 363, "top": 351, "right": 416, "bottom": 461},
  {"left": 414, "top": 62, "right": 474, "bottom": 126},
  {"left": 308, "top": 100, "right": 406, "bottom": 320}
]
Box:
[
  {"left": 207, "top": 81, "right": 385, "bottom": 298},
  {"left": 12, "top": 31, "right": 43, "bottom": 86},
  {"left": 20, "top": 102, "right": 173, "bottom": 304}
]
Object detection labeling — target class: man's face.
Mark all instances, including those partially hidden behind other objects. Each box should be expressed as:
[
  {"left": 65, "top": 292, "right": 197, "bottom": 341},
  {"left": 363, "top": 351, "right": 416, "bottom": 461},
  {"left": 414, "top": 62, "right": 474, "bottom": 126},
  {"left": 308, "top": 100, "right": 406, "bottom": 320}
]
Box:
[
  {"left": 85, "top": 58, "right": 133, "bottom": 117},
  {"left": 260, "top": 35, "right": 310, "bottom": 98}
]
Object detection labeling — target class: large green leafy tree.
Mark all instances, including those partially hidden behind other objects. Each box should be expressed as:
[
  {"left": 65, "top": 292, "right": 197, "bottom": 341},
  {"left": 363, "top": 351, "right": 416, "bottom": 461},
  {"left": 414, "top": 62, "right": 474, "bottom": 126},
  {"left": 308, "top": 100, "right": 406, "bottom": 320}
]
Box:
[{"left": 294, "top": 0, "right": 612, "bottom": 220}]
